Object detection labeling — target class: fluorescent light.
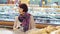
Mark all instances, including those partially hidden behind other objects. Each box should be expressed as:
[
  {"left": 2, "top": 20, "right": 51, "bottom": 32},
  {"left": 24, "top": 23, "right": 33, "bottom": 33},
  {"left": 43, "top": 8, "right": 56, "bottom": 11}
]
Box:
[{"left": 33, "top": 0, "right": 35, "bottom": 1}]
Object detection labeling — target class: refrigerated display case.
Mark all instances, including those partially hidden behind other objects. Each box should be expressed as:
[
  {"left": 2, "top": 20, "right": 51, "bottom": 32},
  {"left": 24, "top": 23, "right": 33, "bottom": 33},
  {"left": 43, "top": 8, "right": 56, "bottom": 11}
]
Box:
[
  {"left": 28, "top": 6, "right": 60, "bottom": 26},
  {"left": 0, "top": 4, "right": 60, "bottom": 26},
  {"left": 0, "top": 4, "right": 19, "bottom": 21}
]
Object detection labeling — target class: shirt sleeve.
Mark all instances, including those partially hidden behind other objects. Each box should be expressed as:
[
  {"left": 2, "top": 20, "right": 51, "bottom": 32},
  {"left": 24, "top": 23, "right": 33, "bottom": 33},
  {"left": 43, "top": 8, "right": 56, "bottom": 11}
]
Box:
[
  {"left": 13, "top": 16, "right": 21, "bottom": 29},
  {"left": 29, "top": 15, "right": 36, "bottom": 29}
]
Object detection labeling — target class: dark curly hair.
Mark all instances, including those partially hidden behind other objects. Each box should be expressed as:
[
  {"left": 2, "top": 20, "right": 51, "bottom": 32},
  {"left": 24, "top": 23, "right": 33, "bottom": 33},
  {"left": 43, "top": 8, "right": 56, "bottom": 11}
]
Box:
[{"left": 19, "top": 4, "right": 28, "bottom": 12}]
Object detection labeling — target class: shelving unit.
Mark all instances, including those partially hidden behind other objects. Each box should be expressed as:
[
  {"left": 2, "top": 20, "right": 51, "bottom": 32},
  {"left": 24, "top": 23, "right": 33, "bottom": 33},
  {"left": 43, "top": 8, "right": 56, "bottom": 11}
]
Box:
[
  {"left": 0, "top": 4, "right": 19, "bottom": 21},
  {"left": 29, "top": 6, "right": 60, "bottom": 25}
]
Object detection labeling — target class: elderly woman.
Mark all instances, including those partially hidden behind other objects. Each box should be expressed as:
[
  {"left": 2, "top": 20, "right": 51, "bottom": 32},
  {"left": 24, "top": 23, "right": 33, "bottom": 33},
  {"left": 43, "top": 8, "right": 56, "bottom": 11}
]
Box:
[{"left": 13, "top": 3, "right": 35, "bottom": 33}]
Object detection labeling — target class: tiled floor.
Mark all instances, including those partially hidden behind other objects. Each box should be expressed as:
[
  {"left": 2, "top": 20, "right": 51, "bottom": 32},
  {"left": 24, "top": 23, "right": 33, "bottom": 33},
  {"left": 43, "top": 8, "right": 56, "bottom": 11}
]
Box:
[{"left": 0, "top": 28, "right": 26, "bottom": 34}]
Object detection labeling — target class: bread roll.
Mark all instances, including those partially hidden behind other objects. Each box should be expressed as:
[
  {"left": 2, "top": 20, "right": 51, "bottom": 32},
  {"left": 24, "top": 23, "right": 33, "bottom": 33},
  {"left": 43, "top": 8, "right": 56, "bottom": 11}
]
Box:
[
  {"left": 27, "top": 29, "right": 48, "bottom": 34},
  {"left": 56, "top": 26, "right": 60, "bottom": 30},
  {"left": 50, "top": 29, "right": 60, "bottom": 34},
  {"left": 45, "top": 25, "right": 56, "bottom": 33}
]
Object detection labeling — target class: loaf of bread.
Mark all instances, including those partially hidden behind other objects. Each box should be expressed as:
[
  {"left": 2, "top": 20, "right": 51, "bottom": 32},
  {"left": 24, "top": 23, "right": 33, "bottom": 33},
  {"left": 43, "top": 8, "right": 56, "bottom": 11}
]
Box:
[
  {"left": 27, "top": 29, "right": 48, "bottom": 34},
  {"left": 27, "top": 25, "right": 60, "bottom": 34},
  {"left": 50, "top": 29, "right": 60, "bottom": 34},
  {"left": 44, "top": 25, "right": 56, "bottom": 33},
  {"left": 56, "top": 26, "right": 60, "bottom": 30}
]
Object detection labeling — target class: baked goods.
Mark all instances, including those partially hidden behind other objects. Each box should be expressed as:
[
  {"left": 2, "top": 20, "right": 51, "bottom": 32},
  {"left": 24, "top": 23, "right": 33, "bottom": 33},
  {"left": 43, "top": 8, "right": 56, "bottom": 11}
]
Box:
[
  {"left": 45, "top": 25, "right": 56, "bottom": 33},
  {"left": 50, "top": 29, "right": 60, "bottom": 34},
  {"left": 56, "top": 26, "right": 60, "bottom": 30},
  {"left": 27, "top": 25, "right": 60, "bottom": 34},
  {"left": 27, "top": 29, "right": 48, "bottom": 34}
]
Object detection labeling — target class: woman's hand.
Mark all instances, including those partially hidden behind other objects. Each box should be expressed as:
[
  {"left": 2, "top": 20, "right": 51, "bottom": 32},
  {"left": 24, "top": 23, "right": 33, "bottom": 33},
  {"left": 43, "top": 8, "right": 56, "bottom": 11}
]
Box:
[
  {"left": 13, "top": 28, "right": 16, "bottom": 30},
  {"left": 13, "top": 27, "right": 18, "bottom": 31}
]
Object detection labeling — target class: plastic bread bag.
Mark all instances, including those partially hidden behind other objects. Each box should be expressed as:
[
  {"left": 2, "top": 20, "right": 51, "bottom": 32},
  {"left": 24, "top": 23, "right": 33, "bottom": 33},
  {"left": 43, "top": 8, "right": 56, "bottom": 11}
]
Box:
[
  {"left": 26, "top": 28, "right": 48, "bottom": 34},
  {"left": 50, "top": 29, "right": 60, "bottom": 34}
]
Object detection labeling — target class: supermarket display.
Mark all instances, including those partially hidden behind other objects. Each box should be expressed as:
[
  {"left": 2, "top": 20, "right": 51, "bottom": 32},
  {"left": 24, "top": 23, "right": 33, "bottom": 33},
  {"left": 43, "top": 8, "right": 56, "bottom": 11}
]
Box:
[
  {"left": 27, "top": 25, "right": 60, "bottom": 34},
  {"left": 44, "top": 25, "right": 56, "bottom": 33},
  {"left": 50, "top": 29, "right": 60, "bottom": 34},
  {"left": 42, "top": 0, "right": 60, "bottom": 6},
  {"left": 0, "top": 4, "right": 19, "bottom": 21},
  {"left": 56, "top": 26, "right": 60, "bottom": 30},
  {"left": 28, "top": 6, "right": 60, "bottom": 24},
  {"left": 27, "top": 29, "right": 48, "bottom": 34},
  {"left": 0, "top": 5, "right": 60, "bottom": 25},
  {"left": 0, "top": 0, "right": 60, "bottom": 34}
]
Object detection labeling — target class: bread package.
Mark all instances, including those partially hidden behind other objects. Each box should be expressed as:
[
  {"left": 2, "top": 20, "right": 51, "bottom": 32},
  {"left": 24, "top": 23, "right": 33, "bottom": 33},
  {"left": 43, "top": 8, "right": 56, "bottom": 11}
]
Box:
[
  {"left": 27, "top": 29, "right": 48, "bottom": 34},
  {"left": 50, "top": 29, "right": 60, "bottom": 34},
  {"left": 44, "top": 25, "right": 56, "bottom": 33}
]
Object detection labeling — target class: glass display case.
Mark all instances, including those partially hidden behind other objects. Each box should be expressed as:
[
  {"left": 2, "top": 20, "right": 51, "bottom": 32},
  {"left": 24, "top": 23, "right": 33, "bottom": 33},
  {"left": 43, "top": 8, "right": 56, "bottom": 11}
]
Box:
[
  {"left": 0, "top": 4, "right": 60, "bottom": 25},
  {"left": 30, "top": 0, "right": 42, "bottom": 7},
  {"left": 42, "top": 0, "right": 60, "bottom": 6},
  {"left": 0, "top": 4, "right": 19, "bottom": 21},
  {"left": 42, "top": 0, "right": 60, "bottom": 8},
  {"left": 28, "top": 6, "right": 60, "bottom": 25}
]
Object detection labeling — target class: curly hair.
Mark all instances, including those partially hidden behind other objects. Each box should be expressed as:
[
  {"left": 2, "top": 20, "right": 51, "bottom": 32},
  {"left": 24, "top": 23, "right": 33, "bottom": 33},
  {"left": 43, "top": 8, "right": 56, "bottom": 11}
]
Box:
[{"left": 19, "top": 4, "right": 28, "bottom": 12}]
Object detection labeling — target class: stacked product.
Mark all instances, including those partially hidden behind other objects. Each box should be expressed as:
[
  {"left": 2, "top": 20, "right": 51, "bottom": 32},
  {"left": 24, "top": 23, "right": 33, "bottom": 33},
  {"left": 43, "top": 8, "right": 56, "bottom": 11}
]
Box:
[{"left": 27, "top": 25, "right": 60, "bottom": 34}]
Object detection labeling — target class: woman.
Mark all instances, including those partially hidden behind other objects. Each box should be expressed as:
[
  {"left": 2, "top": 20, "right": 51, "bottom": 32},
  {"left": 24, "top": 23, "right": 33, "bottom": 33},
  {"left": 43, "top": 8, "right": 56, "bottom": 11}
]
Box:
[{"left": 13, "top": 3, "right": 35, "bottom": 32}]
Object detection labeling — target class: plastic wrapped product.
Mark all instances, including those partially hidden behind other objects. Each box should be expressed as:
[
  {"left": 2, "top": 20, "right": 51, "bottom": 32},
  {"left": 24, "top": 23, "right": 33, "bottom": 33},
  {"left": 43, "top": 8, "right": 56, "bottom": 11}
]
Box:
[
  {"left": 27, "top": 29, "right": 48, "bottom": 34},
  {"left": 50, "top": 29, "right": 60, "bottom": 34},
  {"left": 44, "top": 25, "right": 56, "bottom": 33}
]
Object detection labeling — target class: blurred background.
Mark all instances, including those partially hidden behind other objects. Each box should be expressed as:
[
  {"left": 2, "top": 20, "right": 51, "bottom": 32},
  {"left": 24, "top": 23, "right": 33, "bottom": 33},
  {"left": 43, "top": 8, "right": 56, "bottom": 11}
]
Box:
[
  {"left": 0, "top": 0, "right": 60, "bottom": 34},
  {"left": 0, "top": 0, "right": 60, "bottom": 29}
]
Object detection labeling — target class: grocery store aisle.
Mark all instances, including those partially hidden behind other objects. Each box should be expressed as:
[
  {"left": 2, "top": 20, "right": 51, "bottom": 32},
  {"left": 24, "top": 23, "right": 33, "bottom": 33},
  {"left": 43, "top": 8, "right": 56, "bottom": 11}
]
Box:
[{"left": 0, "top": 28, "right": 25, "bottom": 34}]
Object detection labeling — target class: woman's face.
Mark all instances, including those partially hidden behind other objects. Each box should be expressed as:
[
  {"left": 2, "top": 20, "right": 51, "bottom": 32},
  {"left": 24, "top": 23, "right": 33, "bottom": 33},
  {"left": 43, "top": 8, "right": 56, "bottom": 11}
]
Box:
[{"left": 19, "top": 8, "right": 24, "bottom": 15}]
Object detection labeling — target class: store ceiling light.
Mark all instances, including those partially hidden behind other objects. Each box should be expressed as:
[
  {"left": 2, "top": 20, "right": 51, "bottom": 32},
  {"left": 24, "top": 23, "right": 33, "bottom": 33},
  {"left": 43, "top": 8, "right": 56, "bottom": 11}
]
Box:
[
  {"left": 33, "top": 0, "right": 35, "bottom": 1},
  {"left": 43, "top": 1, "right": 45, "bottom": 5}
]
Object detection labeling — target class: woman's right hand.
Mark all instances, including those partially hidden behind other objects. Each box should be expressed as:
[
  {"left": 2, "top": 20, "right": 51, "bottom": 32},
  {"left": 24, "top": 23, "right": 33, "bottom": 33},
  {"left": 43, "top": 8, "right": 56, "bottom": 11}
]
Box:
[
  {"left": 13, "top": 27, "right": 18, "bottom": 31},
  {"left": 13, "top": 28, "right": 17, "bottom": 30}
]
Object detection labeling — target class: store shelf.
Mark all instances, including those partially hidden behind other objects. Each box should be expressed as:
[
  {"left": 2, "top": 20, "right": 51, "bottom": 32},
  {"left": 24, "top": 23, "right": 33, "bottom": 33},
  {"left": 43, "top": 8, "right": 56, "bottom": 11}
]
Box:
[{"left": 0, "top": 4, "right": 19, "bottom": 21}]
